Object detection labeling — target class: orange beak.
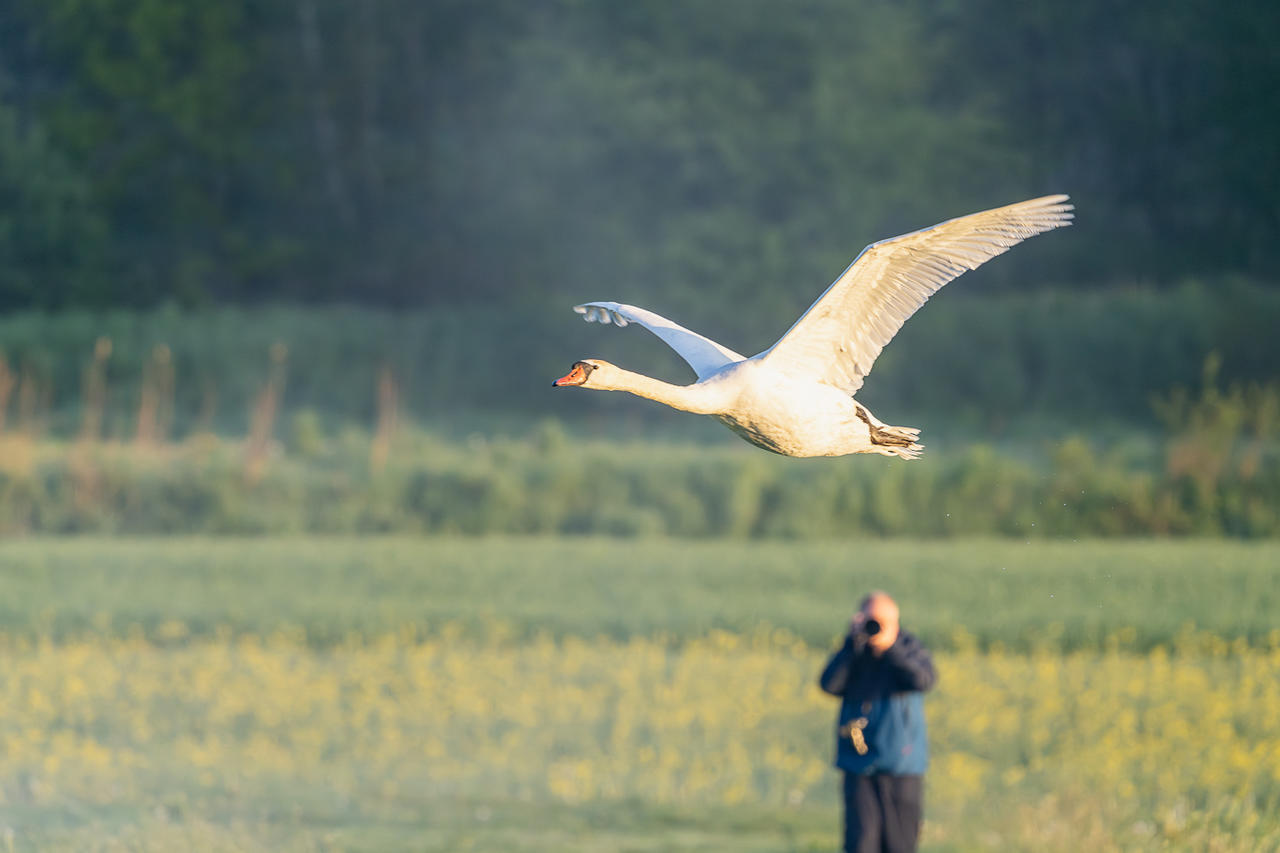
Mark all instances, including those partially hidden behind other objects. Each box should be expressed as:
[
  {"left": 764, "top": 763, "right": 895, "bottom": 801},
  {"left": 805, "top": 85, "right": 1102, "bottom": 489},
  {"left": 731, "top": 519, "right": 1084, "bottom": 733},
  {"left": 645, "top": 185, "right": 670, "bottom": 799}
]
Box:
[{"left": 553, "top": 364, "right": 588, "bottom": 387}]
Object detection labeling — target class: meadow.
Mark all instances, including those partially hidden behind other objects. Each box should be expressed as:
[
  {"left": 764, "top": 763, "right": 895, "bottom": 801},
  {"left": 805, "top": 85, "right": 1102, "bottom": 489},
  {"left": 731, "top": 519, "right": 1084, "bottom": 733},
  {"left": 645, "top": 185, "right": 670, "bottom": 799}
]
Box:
[{"left": 1, "top": 537, "right": 1278, "bottom": 851}]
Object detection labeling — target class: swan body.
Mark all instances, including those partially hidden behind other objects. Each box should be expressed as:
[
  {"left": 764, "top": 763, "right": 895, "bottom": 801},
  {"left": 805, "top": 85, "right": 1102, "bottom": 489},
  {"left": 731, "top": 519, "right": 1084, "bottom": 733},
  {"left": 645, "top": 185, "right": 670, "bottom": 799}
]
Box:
[{"left": 554, "top": 195, "right": 1073, "bottom": 459}]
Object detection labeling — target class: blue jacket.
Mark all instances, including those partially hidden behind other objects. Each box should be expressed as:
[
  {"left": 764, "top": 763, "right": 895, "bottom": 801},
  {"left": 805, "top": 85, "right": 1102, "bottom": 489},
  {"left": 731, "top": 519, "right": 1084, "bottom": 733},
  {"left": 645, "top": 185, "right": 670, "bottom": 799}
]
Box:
[{"left": 819, "top": 630, "right": 936, "bottom": 775}]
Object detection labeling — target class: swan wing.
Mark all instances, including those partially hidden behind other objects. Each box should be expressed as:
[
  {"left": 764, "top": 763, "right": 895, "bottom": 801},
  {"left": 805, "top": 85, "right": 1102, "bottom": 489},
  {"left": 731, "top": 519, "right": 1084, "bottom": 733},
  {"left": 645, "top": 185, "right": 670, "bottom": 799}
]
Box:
[
  {"left": 574, "top": 301, "right": 746, "bottom": 380},
  {"left": 759, "top": 195, "right": 1073, "bottom": 394}
]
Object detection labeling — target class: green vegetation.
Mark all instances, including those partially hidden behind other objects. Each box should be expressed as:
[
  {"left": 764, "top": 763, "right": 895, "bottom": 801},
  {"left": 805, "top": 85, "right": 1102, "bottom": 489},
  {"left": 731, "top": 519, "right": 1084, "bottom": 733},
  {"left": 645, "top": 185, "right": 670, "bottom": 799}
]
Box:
[
  {"left": 1, "top": 296, "right": 1276, "bottom": 540},
  {"left": 3, "top": 2, "right": 1278, "bottom": 309},
  {"left": 1, "top": 398, "right": 1276, "bottom": 538},
  {"left": 2, "top": 537, "right": 1277, "bottom": 652},
  {"left": 1, "top": 537, "right": 1278, "bottom": 851},
  {"left": 0, "top": 282, "right": 1277, "bottom": 433},
  {"left": 3, "top": 3, "right": 1276, "bottom": 848}
]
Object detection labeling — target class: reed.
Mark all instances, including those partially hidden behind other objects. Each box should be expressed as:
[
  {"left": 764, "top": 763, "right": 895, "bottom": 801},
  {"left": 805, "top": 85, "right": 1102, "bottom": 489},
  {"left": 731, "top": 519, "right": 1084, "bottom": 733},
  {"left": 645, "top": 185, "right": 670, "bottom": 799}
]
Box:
[
  {"left": 78, "top": 336, "right": 111, "bottom": 442},
  {"left": 0, "top": 282, "right": 1275, "bottom": 437},
  {"left": 134, "top": 343, "right": 174, "bottom": 446},
  {"left": 369, "top": 364, "right": 399, "bottom": 472},
  {"left": 0, "top": 353, "right": 13, "bottom": 433},
  {"left": 16, "top": 362, "right": 45, "bottom": 437},
  {"left": 243, "top": 342, "right": 288, "bottom": 484}
]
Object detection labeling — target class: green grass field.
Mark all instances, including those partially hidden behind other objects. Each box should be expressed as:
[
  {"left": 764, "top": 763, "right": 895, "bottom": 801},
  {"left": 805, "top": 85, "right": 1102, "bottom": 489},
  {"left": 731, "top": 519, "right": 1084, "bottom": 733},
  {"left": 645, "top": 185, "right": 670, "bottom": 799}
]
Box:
[
  {"left": 1, "top": 537, "right": 1277, "bottom": 851},
  {"left": 2, "top": 537, "right": 1277, "bottom": 650}
]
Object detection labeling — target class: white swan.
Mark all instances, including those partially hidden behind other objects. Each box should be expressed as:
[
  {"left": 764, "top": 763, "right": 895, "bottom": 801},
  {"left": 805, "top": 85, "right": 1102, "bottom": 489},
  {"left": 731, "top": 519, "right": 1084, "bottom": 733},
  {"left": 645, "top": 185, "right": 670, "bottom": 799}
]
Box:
[{"left": 553, "top": 195, "right": 1073, "bottom": 458}]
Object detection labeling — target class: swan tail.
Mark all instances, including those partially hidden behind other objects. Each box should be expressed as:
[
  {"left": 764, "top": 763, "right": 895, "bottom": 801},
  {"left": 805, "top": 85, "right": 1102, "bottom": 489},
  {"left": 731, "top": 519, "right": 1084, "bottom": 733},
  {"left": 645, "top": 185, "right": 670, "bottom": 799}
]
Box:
[
  {"left": 871, "top": 424, "right": 924, "bottom": 460},
  {"left": 851, "top": 404, "right": 923, "bottom": 459}
]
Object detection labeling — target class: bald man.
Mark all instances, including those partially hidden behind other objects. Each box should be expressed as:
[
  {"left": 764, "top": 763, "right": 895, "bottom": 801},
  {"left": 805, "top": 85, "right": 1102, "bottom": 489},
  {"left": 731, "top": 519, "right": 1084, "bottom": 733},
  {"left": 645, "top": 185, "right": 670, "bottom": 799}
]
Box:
[{"left": 820, "top": 592, "right": 936, "bottom": 853}]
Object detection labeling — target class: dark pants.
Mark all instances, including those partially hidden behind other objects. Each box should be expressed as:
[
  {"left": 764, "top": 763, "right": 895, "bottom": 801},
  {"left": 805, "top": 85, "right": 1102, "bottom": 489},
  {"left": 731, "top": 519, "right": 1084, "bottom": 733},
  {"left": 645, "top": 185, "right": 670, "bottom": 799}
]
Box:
[{"left": 842, "top": 772, "right": 923, "bottom": 853}]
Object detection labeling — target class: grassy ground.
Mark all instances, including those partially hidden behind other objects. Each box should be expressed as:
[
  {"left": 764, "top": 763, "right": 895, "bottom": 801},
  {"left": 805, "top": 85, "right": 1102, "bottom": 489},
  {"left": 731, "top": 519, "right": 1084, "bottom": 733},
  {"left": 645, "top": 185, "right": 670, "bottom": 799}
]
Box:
[
  {"left": 0, "top": 537, "right": 1277, "bottom": 851},
  {"left": 1, "top": 537, "right": 1277, "bottom": 650}
]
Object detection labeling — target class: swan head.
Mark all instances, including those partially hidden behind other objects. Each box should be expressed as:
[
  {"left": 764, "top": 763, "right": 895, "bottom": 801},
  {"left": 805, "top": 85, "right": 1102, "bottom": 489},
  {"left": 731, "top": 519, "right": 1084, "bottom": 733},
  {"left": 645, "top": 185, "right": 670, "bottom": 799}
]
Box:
[{"left": 552, "top": 359, "right": 607, "bottom": 388}]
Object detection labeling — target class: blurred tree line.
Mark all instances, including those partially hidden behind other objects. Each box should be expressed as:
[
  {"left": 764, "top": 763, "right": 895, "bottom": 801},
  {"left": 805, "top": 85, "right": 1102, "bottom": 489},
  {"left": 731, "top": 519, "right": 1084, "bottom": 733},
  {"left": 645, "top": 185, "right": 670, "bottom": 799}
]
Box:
[{"left": 2, "top": 0, "right": 1277, "bottom": 315}]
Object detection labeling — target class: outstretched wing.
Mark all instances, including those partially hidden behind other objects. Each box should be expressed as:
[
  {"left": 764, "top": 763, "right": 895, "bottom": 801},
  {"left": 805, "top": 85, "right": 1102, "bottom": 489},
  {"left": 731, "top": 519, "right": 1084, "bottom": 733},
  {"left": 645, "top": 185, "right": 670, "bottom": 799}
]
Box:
[
  {"left": 574, "top": 302, "right": 746, "bottom": 380},
  {"left": 759, "top": 195, "right": 1073, "bottom": 394}
]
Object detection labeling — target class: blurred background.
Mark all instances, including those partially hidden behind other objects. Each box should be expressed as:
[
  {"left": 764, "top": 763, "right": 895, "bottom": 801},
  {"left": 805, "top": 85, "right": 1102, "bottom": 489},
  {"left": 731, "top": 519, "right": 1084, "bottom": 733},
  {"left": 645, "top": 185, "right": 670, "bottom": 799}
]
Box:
[
  {"left": 1, "top": 2, "right": 1279, "bottom": 851},
  {"left": 0, "top": 0, "right": 1278, "bottom": 537}
]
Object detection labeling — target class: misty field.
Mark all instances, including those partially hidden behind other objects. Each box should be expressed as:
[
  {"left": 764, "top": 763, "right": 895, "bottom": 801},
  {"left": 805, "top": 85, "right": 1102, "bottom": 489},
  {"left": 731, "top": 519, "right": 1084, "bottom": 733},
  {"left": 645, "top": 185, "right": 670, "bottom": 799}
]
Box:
[{"left": 1, "top": 537, "right": 1278, "bottom": 852}]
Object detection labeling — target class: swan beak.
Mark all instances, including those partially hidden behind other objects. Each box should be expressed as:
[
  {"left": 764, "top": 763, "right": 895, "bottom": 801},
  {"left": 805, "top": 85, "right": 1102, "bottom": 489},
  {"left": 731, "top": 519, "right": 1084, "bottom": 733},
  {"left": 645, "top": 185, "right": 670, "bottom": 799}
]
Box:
[{"left": 553, "top": 365, "right": 587, "bottom": 387}]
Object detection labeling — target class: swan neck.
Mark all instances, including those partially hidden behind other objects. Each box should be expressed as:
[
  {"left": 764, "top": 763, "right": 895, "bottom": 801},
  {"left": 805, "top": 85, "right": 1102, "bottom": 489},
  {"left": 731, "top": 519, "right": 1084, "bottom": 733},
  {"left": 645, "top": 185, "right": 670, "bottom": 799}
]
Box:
[{"left": 603, "top": 368, "right": 718, "bottom": 414}]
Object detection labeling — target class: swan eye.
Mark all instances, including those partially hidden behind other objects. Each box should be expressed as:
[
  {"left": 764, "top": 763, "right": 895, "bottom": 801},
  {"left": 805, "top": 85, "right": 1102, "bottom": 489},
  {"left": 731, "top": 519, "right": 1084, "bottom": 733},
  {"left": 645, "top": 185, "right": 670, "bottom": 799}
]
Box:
[{"left": 553, "top": 361, "right": 596, "bottom": 387}]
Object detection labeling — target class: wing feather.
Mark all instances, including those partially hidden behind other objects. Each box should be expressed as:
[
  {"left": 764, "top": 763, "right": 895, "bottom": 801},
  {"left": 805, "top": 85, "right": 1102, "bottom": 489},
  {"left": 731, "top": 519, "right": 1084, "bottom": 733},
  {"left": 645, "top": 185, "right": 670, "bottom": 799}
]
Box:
[
  {"left": 759, "top": 195, "right": 1073, "bottom": 394},
  {"left": 574, "top": 301, "right": 746, "bottom": 380}
]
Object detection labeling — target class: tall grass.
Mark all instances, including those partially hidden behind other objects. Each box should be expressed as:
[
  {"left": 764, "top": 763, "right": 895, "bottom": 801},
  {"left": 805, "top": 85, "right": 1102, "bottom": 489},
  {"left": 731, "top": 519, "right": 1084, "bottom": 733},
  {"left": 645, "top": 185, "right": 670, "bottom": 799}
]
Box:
[
  {"left": 0, "top": 285, "right": 1276, "bottom": 538},
  {"left": 0, "top": 280, "right": 1276, "bottom": 435},
  {"left": 0, "top": 410, "right": 1274, "bottom": 537}
]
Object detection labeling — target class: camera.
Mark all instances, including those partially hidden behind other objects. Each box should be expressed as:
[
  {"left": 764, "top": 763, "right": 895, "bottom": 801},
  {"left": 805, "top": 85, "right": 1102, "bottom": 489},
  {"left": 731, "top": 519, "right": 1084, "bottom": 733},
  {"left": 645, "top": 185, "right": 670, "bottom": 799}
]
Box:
[{"left": 861, "top": 618, "right": 881, "bottom": 636}]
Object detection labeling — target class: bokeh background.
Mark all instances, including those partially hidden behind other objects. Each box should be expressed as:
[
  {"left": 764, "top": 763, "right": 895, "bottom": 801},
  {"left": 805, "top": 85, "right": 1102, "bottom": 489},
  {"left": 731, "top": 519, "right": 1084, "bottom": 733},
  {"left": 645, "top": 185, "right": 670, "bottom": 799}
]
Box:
[{"left": 1, "top": 1, "right": 1278, "bottom": 850}]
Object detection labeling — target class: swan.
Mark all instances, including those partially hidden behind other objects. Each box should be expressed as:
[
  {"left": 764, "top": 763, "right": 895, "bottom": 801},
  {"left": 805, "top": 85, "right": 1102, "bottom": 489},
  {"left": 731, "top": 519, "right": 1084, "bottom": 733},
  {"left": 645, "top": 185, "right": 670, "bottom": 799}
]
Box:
[{"left": 553, "top": 195, "right": 1073, "bottom": 459}]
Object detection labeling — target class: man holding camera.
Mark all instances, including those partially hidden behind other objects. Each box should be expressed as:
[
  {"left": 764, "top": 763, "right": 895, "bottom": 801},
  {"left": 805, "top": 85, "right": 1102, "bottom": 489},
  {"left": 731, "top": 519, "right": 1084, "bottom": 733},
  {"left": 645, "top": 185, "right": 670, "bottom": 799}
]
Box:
[{"left": 819, "top": 591, "right": 936, "bottom": 853}]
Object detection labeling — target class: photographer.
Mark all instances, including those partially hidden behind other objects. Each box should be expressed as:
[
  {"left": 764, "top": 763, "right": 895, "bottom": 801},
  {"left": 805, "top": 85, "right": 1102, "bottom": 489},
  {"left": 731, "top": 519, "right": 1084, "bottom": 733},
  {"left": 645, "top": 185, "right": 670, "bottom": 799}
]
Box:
[{"left": 819, "top": 592, "right": 936, "bottom": 853}]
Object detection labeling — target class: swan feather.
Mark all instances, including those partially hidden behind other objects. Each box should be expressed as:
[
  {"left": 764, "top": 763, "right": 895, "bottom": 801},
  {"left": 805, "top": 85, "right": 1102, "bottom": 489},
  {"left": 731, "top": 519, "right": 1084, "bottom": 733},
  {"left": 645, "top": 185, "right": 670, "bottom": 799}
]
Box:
[
  {"left": 573, "top": 301, "right": 746, "bottom": 380},
  {"left": 757, "top": 195, "right": 1073, "bottom": 394}
]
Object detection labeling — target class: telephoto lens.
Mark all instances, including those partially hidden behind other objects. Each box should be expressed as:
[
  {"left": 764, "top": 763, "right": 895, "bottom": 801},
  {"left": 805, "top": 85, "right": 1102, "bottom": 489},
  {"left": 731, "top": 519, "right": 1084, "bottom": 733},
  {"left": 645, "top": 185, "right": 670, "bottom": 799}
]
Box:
[{"left": 863, "top": 618, "right": 881, "bottom": 635}]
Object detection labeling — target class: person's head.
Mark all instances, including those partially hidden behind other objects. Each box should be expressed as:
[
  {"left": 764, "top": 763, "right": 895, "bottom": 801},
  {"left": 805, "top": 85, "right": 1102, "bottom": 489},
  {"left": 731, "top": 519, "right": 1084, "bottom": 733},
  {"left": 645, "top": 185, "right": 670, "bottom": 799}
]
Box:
[
  {"left": 859, "top": 590, "right": 899, "bottom": 626},
  {"left": 856, "top": 591, "right": 901, "bottom": 652}
]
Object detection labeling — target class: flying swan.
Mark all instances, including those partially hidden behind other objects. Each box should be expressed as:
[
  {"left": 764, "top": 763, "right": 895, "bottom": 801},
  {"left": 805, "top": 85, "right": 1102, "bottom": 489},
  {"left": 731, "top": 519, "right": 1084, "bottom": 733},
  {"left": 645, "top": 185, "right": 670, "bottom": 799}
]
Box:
[{"left": 553, "top": 195, "right": 1073, "bottom": 459}]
